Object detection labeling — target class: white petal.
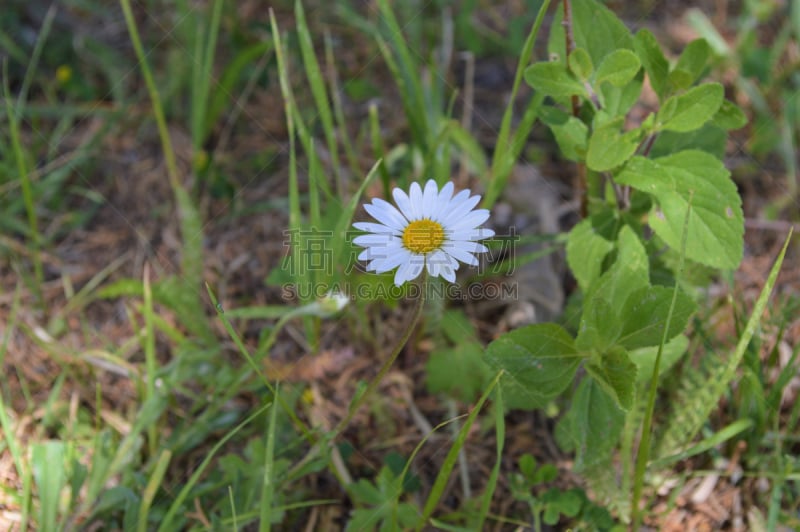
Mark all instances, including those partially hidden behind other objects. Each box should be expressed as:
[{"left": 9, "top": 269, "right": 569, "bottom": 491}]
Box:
[
  {"left": 430, "top": 182, "right": 454, "bottom": 221},
  {"left": 439, "top": 257, "right": 456, "bottom": 282},
  {"left": 448, "top": 209, "right": 491, "bottom": 231},
  {"left": 425, "top": 256, "right": 440, "bottom": 278},
  {"left": 442, "top": 243, "right": 479, "bottom": 266},
  {"left": 444, "top": 189, "right": 471, "bottom": 212},
  {"left": 408, "top": 182, "right": 423, "bottom": 219},
  {"left": 421, "top": 180, "right": 439, "bottom": 219},
  {"left": 353, "top": 233, "right": 394, "bottom": 246},
  {"left": 437, "top": 181, "right": 455, "bottom": 203},
  {"left": 392, "top": 187, "right": 415, "bottom": 221},
  {"left": 358, "top": 248, "right": 372, "bottom": 261},
  {"left": 365, "top": 199, "right": 408, "bottom": 231},
  {"left": 394, "top": 257, "right": 424, "bottom": 286},
  {"left": 370, "top": 248, "right": 412, "bottom": 273},
  {"left": 449, "top": 227, "right": 495, "bottom": 241},
  {"left": 352, "top": 221, "right": 400, "bottom": 235},
  {"left": 441, "top": 194, "right": 482, "bottom": 226},
  {"left": 426, "top": 249, "right": 449, "bottom": 278}
]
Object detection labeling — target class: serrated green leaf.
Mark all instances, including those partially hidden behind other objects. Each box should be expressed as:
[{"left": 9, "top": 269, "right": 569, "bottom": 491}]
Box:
[
  {"left": 669, "top": 38, "right": 711, "bottom": 90},
  {"left": 634, "top": 29, "right": 669, "bottom": 99},
  {"left": 618, "top": 285, "right": 697, "bottom": 349},
  {"left": 524, "top": 62, "right": 588, "bottom": 98},
  {"left": 555, "top": 377, "right": 624, "bottom": 470},
  {"left": 566, "top": 216, "right": 615, "bottom": 292},
  {"left": 569, "top": 48, "right": 593, "bottom": 80},
  {"left": 588, "top": 225, "right": 649, "bottom": 308},
  {"left": 616, "top": 150, "right": 744, "bottom": 269},
  {"left": 629, "top": 334, "right": 689, "bottom": 383},
  {"left": 484, "top": 323, "right": 583, "bottom": 410},
  {"left": 594, "top": 49, "right": 641, "bottom": 87},
  {"left": 540, "top": 105, "right": 588, "bottom": 161},
  {"left": 587, "top": 120, "right": 641, "bottom": 171},
  {"left": 657, "top": 83, "right": 724, "bottom": 132},
  {"left": 586, "top": 346, "right": 637, "bottom": 410},
  {"left": 576, "top": 297, "right": 622, "bottom": 352},
  {"left": 711, "top": 99, "right": 747, "bottom": 130}
]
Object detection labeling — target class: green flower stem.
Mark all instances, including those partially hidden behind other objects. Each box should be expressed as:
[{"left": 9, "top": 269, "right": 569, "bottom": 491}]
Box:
[{"left": 333, "top": 273, "right": 427, "bottom": 435}]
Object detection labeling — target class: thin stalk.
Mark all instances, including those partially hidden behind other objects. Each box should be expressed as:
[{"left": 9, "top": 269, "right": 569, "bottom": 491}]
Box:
[
  {"left": 288, "top": 276, "right": 427, "bottom": 480},
  {"left": 119, "top": 0, "right": 181, "bottom": 192},
  {"left": 333, "top": 275, "right": 426, "bottom": 435},
  {"left": 3, "top": 64, "right": 44, "bottom": 304},
  {"left": 631, "top": 200, "right": 693, "bottom": 528},
  {"left": 561, "top": 0, "right": 588, "bottom": 217},
  {"left": 143, "top": 264, "right": 158, "bottom": 455}
]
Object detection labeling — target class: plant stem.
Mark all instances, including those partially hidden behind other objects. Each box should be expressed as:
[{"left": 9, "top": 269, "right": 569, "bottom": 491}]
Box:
[
  {"left": 561, "top": 0, "right": 588, "bottom": 217},
  {"left": 333, "top": 274, "right": 427, "bottom": 435},
  {"left": 287, "top": 274, "right": 427, "bottom": 482}
]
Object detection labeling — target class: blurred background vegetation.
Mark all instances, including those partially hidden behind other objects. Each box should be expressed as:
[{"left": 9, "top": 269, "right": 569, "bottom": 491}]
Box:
[{"left": 1, "top": 0, "right": 799, "bottom": 529}]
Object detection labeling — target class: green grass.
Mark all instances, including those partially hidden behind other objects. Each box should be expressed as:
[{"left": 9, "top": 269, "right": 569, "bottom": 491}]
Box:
[{"left": 0, "top": 0, "right": 798, "bottom": 530}]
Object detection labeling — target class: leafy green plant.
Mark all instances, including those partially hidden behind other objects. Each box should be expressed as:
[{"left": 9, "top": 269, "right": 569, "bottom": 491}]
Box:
[
  {"left": 686, "top": 5, "right": 800, "bottom": 209},
  {"left": 480, "top": 0, "right": 786, "bottom": 527}
]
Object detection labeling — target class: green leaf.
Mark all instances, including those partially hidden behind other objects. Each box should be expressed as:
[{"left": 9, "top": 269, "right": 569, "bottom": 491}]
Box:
[
  {"left": 657, "top": 83, "right": 724, "bottom": 133},
  {"left": 586, "top": 120, "right": 641, "bottom": 171},
  {"left": 586, "top": 346, "right": 637, "bottom": 410},
  {"left": 618, "top": 285, "right": 697, "bottom": 349},
  {"left": 426, "top": 343, "right": 491, "bottom": 402},
  {"left": 566, "top": 216, "right": 615, "bottom": 292},
  {"left": 555, "top": 377, "right": 624, "bottom": 470},
  {"left": 569, "top": 48, "right": 594, "bottom": 80},
  {"left": 711, "top": 100, "right": 747, "bottom": 130},
  {"left": 485, "top": 323, "right": 583, "bottom": 410},
  {"left": 616, "top": 150, "right": 744, "bottom": 269},
  {"left": 634, "top": 29, "right": 669, "bottom": 99},
  {"left": 598, "top": 71, "right": 643, "bottom": 118},
  {"left": 524, "top": 61, "right": 588, "bottom": 98},
  {"left": 594, "top": 49, "right": 641, "bottom": 87},
  {"left": 549, "top": 0, "right": 633, "bottom": 67},
  {"left": 588, "top": 225, "right": 649, "bottom": 309},
  {"left": 542, "top": 488, "right": 583, "bottom": 522},
  {"left": 539, "top": 105, "right": 588, "bottom": 161},
  {"left": 629, "top": 334, "right": 689, "bottom": 383},
  {"left": 649, "top": 123, "right": 726, "bottom": 159},
  {"left": 576, "top": 298, "right": 621, "bottom": 352},
  {"left": 32, "top": 441, "right": 67, "bottom": 532},
  {"left": 668, "top": 38, "right": 711, "bottom": 90}
]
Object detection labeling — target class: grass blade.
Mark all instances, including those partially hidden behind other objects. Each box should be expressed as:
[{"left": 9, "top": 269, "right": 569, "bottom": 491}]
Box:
[
  {"left": 484, "top": 0, "right": 552, "bottom": 208},
  {"left": 158, "top": 401, "right": 273, "bottom": 532},
  {"left": 477, "top": 383, "right": 505, "bottom": 528},
  {"left": 417, "top": 371, "right": 503, "bottom": 529},
  {"left": 138, "top": 449, "right": 172, "bottom": 532},
  {"left": 119, "top": 0, "right": 212, "bottom": 344},
  {"left": 259, "top": 386, "right": 280, "bottom": 532},
  {"left": 374, "top": 0, "right": 430, "bottom": 147},
  {"left": 31, "top": 441, "right": 67, "bottom": 531},
  {"left": 3, "top": 65, "right": 44, "bottom": 303},
  {"left": 296, "top": 0, "right": 342, "bottom": 195}
]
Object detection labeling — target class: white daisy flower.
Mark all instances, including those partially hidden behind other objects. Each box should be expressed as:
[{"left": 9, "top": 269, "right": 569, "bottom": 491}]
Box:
[{"left": 353, "top": 179, "right": 495, "bottom": 286}]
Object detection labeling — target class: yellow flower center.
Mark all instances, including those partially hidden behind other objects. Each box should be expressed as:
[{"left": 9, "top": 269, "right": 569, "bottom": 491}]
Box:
[{"left": 402, "top": 219, "right": 445, "bottom": 254}]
